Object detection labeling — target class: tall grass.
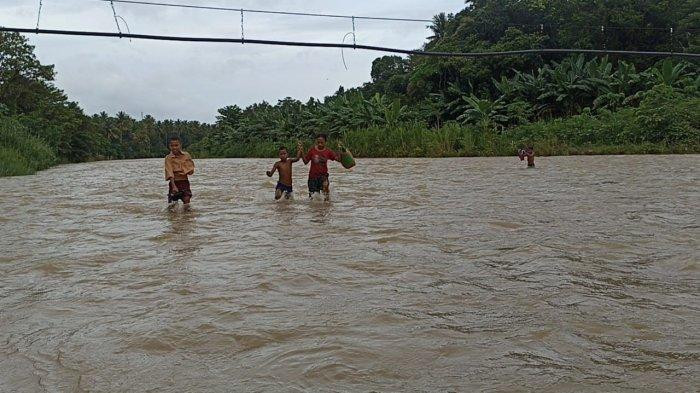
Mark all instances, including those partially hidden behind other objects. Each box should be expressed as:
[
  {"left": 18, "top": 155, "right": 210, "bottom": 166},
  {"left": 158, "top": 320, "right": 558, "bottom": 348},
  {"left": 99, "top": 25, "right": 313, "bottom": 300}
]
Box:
[
  {"left": 341, "top": 116, "right": 698, "bottom": 158},
  {"left": 166, "top": 93, "right": 700, "bottom": 159},
  {"left": 0, "top": 117, "right": 57, "bottom": 176},
  {"left": 191, "top": 140, "right": 298, "bottom": 158}
]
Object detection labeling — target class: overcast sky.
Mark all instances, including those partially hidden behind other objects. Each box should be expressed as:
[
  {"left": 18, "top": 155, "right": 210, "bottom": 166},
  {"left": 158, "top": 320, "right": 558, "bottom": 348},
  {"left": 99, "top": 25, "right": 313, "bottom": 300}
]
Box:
[{"left": 2, "top": 0, "right": 465, "bottom": 122}]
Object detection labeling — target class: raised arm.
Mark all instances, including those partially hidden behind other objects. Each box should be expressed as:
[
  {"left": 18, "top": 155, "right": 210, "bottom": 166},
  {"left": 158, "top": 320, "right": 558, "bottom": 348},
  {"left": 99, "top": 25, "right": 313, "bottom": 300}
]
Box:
[
  {"left": 296, "top": 141, "right": 304, "bottom": 160},
  {"left": 301, "top": 146, "right": 312, "bottom": 165},
  {"left": 290, "top": 143, "right": 302, "bottom": 163}
]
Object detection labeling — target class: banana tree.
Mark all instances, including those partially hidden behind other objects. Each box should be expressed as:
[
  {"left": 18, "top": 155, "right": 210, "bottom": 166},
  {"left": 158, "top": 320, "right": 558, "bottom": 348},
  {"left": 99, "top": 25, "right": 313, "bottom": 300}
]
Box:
[
  {"left": 455, "top": 94, "right": 508, "bottom": 132},
  {"left": 649, "top": 59, "right": 689, "bottom": 87}
]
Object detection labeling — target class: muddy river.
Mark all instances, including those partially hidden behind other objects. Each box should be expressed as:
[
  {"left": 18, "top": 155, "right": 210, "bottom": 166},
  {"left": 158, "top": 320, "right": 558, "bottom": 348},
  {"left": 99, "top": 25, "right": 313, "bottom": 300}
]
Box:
[{"left": 1, "top": 155, "right": 698, "bottom": 392}]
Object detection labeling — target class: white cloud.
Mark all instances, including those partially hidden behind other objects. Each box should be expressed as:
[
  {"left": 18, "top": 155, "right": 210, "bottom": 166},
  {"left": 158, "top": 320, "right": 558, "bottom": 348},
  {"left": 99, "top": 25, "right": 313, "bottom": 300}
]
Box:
[{"left": 1, "top": 0, "right": 465, "bottom": 121}]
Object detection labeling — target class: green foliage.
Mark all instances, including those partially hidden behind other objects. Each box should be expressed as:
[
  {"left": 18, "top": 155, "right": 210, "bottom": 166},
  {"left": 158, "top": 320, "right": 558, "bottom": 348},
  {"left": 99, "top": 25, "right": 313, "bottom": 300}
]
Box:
[
  {"left": 215, "top": 92, "right": 699, "bottom": 158},
  {"left": 0, "top": 32, "right": 56, "bottom": 114},
  {"left": 633, "top": 85, "right": 700, "bottom": 143},
  {"left": 509, "top": 91, "right": 699, "bottom": 149},
  {"left": 0, "top": 32, "right": 212, "bottom": 169},
  {"left": 0, "top": 115, "right": 57, "bottom": 176},
  {"left": 651, "top": 59, "right": 689, "bottom": 87}
]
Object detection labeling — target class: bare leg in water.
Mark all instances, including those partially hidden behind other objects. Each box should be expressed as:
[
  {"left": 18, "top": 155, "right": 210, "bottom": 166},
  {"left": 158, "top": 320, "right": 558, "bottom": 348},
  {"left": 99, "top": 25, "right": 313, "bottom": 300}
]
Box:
[{"left": 322, "top": 178, "right": 330, "bottom": 202}]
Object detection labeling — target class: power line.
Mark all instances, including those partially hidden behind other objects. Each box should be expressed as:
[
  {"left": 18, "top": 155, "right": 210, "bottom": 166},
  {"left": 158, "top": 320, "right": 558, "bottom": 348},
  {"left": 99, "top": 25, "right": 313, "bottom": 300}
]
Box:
[
  {"left": 3, "top": 27, "right": 699, "bottom": 59},
  {"left": 96, "top": 1, "right": 700, "bottom": 33},
  {"left": 94, "top": 0, "right": 433, "bottom": 23}
]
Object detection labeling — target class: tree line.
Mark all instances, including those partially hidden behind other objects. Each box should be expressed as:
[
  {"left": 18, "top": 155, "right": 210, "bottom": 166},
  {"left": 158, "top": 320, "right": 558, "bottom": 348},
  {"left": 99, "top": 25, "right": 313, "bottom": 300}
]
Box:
[{"left": 1, "top": 0, "right": 699, "bottom": 175}]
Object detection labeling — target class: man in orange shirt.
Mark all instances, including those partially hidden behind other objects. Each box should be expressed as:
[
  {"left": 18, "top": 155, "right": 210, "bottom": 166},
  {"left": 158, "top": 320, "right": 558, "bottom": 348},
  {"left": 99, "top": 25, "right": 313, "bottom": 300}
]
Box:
[{"left": 164, "top": 136, "right": 195, "bottom": 210}]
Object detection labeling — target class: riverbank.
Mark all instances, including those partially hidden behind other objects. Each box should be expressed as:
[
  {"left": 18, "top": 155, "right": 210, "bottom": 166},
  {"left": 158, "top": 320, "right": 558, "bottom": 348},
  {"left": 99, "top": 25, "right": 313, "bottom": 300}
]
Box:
[
  {"left": 3, "top": 133, "right": 698, "bottom": 177},
  {"left": 3, "top": 102, "right": 698, "bottom": 176},
  {"left": 188, "top": 134, "right": 698, "bottom": 160},
  {"left": 190, "top": 96, "right": 700, "bottom": 159},
  {"left": 0, "top": 117, "right": 57, "bottom": 177}
]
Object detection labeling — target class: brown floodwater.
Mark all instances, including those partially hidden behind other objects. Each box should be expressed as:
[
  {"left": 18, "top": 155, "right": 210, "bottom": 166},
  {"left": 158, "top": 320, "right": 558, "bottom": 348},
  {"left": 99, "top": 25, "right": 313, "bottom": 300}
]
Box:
[{"left": 1, "top": 155, "right": 698, "bottom": 392}]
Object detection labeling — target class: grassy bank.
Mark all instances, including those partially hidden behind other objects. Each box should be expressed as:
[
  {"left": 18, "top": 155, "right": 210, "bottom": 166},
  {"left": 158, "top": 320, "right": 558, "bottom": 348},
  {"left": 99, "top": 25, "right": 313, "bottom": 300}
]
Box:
[
  {"left": 0, "top": 117, "right": 57, "bottom": 176},
  {"left": 191, "top": 126, "right": 698, "bottom": 159},
  {"left": 2, "top": 93, "right": 697, "bottom": 177},
  {"left": 191, "top": 94, "right": 700, "bottom": 158}
]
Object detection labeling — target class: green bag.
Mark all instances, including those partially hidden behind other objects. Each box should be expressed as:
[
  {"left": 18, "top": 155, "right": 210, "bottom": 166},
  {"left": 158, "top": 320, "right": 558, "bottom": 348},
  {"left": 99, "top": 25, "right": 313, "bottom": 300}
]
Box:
[{"left": 340, "top": 149, "right": 356, "bottom": 169}]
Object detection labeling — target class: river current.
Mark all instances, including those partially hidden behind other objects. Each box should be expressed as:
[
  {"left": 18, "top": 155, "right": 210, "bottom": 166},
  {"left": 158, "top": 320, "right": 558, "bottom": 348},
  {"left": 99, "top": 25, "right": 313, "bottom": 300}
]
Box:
[{"left": 1, "top": 155, "right": 698, "bottom": 392}]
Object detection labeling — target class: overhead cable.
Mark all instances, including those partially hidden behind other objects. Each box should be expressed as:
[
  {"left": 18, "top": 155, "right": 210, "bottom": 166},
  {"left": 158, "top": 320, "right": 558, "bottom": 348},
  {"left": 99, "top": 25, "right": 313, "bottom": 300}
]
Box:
[
  {"left": 3, "top": 27, "right": 699, "bottom": 59},
  {"left": 94, "top": 0, "right": 433, "bottom": 23}
]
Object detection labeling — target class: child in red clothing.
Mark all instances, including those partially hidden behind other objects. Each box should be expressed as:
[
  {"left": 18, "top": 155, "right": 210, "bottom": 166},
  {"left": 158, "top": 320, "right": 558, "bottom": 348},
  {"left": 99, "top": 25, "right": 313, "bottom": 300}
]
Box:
[{"left": 301, "top": 134, "right": 340, "bottom": 201}]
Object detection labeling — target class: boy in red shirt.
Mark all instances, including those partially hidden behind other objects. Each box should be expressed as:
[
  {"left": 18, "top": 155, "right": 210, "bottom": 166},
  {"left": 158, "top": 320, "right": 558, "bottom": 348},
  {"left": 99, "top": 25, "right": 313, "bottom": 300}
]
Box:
[{"left": 301, "top": 134, "right": 340, "bottom": 201}]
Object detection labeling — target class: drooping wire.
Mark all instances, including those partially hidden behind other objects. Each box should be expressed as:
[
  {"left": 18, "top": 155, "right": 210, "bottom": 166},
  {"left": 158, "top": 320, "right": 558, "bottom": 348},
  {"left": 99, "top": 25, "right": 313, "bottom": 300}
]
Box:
[
  {"left": 117, "top": 16, "right": 132, "bottom": 37},
  {"left": 109, "top": 1, "right": 122, "bottom": 35},
  {"left": 341, "top": 32, "right": 356, "bottom": 70},
  {"left": 107, "top": 1, "right": 133, "bottom": 42},
  {"left": 601, "top": 25, "right": 606, "bottom": 51},
  {"left": 341, "top": 17, "right": 358, "bottom": 70},
  {"left": 35, "top": 0, "right": 43, "bottom": 30},
  {"left": 351, "top": 16, "right": 356, "bottom": 46}
]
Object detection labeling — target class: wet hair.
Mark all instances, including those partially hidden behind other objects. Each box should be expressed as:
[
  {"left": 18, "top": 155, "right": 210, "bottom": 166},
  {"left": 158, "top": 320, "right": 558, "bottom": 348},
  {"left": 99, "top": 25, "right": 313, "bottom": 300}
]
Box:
[
  {"left": 279, "top": 146, "right": 288, "bottom": 152},
  {"left": 316, "top": 133, "right": 328, "bottom": 141},
  {"left": 168, "top": 136, "right": 181, "bottom": 144}
]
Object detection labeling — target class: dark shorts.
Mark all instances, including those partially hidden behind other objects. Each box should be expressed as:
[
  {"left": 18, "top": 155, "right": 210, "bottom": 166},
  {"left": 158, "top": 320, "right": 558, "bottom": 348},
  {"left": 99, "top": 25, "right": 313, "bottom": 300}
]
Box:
[
  {"left": 168, "top": 180, "right": 192, "bottom": 203},
  {"left": 276, "top": 182, "right": 293, "bottom": 194},
  {"left": 308, "top": 174, "right": 329, "bottom": 195}
]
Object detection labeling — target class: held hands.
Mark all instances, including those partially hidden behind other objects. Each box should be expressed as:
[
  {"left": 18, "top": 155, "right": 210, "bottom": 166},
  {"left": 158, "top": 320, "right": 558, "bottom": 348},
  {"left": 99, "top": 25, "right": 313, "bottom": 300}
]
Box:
[{"left": 296, "top": 141, "right": 304, "bottom": 159}]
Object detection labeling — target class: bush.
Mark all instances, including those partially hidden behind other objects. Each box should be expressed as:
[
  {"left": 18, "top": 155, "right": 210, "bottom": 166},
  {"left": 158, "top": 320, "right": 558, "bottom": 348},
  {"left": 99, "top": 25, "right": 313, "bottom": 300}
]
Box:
[
  {"left": 0, "top": 116, "right": 58, "bottom": 176},
  {"left": 633, "top": 85, "right": 700, "bottom": 144}
]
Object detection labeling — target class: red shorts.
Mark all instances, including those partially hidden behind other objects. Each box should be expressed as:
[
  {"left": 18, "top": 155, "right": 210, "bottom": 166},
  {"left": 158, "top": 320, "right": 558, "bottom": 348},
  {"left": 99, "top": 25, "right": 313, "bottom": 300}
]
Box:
[{"left": 168, "top": 180, "right": 192, "bottom": 203}]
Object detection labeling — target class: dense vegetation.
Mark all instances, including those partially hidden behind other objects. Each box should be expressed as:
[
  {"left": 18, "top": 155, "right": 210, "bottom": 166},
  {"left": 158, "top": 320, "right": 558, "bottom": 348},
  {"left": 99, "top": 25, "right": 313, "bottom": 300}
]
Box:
[
  {"left": 1, "top": 0, "right": 699, "bottom": 176},
  {"left": 0, "top": 31, "right": 215, "bottom": 175}
]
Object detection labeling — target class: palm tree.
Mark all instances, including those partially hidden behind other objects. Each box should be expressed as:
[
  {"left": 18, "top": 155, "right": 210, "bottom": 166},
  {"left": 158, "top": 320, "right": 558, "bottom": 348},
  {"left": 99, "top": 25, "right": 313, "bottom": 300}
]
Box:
[{"left": 428, "top": 13, "right": 450, "bottom": 40}]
